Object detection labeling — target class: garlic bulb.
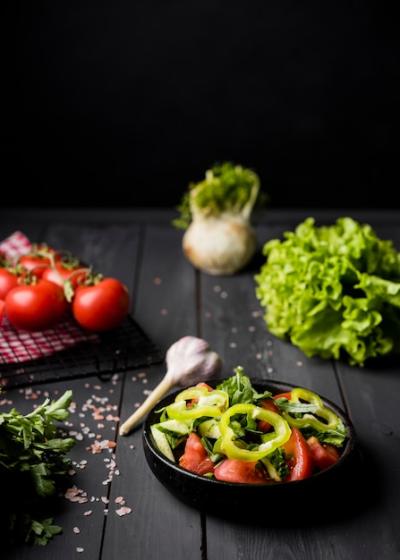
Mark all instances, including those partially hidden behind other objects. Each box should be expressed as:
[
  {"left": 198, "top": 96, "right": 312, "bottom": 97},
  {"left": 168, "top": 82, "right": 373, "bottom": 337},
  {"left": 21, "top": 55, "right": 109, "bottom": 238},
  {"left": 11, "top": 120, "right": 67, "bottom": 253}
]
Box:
[
  {"left": 183, "top": 214, "right": 257, "bottom": 275},
  {"left": 173, "top": 162, "right": 263, "bottom": 276},
  {"left": 119, "top": 336, "right": 222, "bottom": 435}
]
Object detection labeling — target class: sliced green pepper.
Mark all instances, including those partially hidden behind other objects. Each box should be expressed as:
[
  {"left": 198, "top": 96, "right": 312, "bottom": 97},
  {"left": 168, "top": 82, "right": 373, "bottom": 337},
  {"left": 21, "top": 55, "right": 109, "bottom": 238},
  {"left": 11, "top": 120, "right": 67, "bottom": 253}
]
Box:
[
  {"left": 219, "top": 403, "right": 291, "bottom": 461},
  {"left": 166, "top": 387, "right": 228, "bottom": 422},
  {"left": 281, "top": 388, "right": 342, "bottom": 433}
]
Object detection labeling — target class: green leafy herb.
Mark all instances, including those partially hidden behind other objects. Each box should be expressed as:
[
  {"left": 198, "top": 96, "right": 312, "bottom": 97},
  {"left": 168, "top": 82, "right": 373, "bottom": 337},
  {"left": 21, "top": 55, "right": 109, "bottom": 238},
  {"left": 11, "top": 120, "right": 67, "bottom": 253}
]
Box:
[
  {"left": 268, "top": 448, "right": 289, "bottom": 480},
  {"left": 173, "top": 162, "right": 264, "bottom": 229},
  {"left": 217, "top": 366, "right": 271, "bottom": 405},
  {"left": 256, "top": 217, "right": 400, "bottom": 365},
  {"left": 0, "top": 391, "right": 75, "bottom": 545},
  {"left": 27, "top": 518, "right": 63, "bottom": 546},
  {"left": 300, "top": 419, "right": 348, "bottom": 447},
  {"left": 201, "top": 436, "right": 223, "bottom": 463},
  {"left": 274, "top": 398, "right": 319, "bottom": 415}
]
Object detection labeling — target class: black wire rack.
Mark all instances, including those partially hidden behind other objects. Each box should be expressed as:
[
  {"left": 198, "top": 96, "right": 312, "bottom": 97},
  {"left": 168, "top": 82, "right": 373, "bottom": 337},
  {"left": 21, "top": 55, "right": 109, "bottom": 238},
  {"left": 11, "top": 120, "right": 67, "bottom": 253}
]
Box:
[{"left": 0, "top": 316, "right": 163, "bottom": 388}]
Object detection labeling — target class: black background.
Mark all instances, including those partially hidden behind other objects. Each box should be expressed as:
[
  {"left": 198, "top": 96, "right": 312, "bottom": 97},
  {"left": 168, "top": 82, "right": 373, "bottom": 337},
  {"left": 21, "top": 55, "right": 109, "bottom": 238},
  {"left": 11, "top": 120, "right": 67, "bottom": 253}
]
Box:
[{"left": 3, "top": 1, "right": 399, "bottom": 208}]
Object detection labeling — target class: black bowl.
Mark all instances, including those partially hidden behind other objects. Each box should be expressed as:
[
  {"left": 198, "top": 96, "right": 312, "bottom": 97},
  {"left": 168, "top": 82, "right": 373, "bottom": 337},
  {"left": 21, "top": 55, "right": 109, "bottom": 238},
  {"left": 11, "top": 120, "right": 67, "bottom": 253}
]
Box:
[{"left": 143, "top": 379, "right": 356, "bottom": 518}]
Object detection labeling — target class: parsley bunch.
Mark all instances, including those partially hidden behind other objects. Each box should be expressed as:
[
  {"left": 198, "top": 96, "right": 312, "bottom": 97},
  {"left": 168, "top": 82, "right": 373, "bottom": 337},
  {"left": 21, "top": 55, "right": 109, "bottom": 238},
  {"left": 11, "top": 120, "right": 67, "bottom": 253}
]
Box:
[{"left": 0, "top": 390, "right": 75, "bottom": 545}]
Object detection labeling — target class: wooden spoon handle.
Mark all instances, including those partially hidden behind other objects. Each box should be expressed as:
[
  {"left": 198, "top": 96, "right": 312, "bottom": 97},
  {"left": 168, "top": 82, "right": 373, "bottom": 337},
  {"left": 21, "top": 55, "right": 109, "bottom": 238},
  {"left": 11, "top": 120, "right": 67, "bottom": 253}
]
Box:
[{"left": 119, "top": 375, "right": 174, "bottom": 436}]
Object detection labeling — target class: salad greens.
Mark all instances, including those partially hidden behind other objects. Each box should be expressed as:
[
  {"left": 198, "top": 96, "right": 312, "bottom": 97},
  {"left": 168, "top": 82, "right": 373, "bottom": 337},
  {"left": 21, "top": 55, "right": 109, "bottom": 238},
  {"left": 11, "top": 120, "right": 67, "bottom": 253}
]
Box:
[
  {"left": 150, "top": 368, "right": 348, "bottom": 484},
  {"left": 173, "top": 162, "right": 263, "bottom": 229},
  {"left": 217, "top": 366, "right": 272, "bottom": 404},
  {"left": 0, "top": 391, "right": 75, "bottom": 545},
  {"left": 256, "top": 217, "right": 400, "bottom": 365}
]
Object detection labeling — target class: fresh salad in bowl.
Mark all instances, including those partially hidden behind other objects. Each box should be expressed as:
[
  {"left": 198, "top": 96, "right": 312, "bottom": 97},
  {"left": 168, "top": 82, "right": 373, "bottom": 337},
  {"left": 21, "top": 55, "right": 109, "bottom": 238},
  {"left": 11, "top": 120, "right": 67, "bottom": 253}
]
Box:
[{"left": 150, "top": 367, "right": 349, "bottom": 484}]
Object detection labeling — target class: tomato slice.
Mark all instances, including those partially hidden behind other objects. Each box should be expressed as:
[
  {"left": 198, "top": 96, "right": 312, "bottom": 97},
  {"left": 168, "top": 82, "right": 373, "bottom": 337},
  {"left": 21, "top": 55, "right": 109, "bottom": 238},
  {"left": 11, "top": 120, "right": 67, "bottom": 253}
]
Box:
[
  {"left": 273, "top": 392, "right": 292, "bottom": 400},
  {"left": 187, "top": 382, "right": 213, "bottom": 408},
  {"left": 196, "top": 383, "right": 213, "bottom": 391},
  {"left": 283, "top": 427, "right": 314, "bottom": 481},
  {"left": 179, "top": 433, "right": 214, "bottom": 475},
  {"left": 214, "top": 459, "right": 266, "bottom": 484},
  {"left": 258, "top": 399, "right": 279, "bottom": 432},
  {"left": 307, "top": 437, "right": 340, "bottom": 470}
]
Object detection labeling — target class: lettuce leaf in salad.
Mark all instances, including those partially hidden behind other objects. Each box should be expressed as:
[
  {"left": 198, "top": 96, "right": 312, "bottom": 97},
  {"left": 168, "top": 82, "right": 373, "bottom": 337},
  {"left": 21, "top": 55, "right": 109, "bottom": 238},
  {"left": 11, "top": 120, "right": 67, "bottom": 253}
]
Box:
[
  {"left": 299, "top": 417, "right": 348, "bottom": 447},
  {"left": 268, "top": 448, "right": 290, "bottom": 480},
  {"left": 255, "top": 217, "right": 400, "bottom": 365},
  {"left": 217, "top": 366, "right": 271, "bottom": 405}
]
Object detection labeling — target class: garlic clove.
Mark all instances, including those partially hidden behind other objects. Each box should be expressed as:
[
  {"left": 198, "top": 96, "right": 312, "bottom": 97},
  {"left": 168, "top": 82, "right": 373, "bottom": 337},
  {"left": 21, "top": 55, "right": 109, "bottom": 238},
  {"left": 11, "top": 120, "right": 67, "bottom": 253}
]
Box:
[
  {"left": 119, "top": 336, "right": 222, "bottom": 436},
  {"left": 166, "top": 336, "right": 222, "bottom": 386}
]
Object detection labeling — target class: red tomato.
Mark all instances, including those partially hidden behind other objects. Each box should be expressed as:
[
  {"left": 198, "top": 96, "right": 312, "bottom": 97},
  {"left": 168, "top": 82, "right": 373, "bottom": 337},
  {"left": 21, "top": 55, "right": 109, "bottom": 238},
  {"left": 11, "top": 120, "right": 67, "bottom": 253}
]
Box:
[
  {"left": 0, "top": 268, "right": 19, "bottom": 299},
  {"left": 0, "top": 299, "right": 5, "bottom": 320},
  {"left": 214, "top": 459, "right": 266, "bottom": 484},
  {"left": 307, "top": 437, "right": 340, "bottom": 471},
  {"left": 72, "top": 278, "right": 129, "bottom": 332},
  {"left": 179, "top": 433, "right": 214, "bottom": 475},
  {"left": 5, "top": 280, "right": 68, "bottom": 331},
  {"left": 273, "top": 392, "right": 292, "bottom": 400},
  {"left": 258, "top": 399, "right": 279, "bottom": 432},
  {"left": 42, "top": 263, "right": 86, "bottom": 287},
  {"left": 187, "top": 382, "right": 213, "bottom": 408},
  {"left": 18, "top": 246, "right": 60, "bottom": 277},
  {"left": 283, "top": 427, "right": 314, "bottom": 481},
  {"left": 196, "top": 383, "right": 213, "bottom": 391}
]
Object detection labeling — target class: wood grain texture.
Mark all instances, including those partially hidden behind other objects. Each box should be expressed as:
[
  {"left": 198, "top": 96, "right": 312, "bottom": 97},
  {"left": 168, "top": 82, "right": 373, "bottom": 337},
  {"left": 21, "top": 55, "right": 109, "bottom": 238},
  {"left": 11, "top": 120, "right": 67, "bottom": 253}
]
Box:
[
  {"left": 1, "top": 211, "right": 400, "bottom": 560},
  {"left": 330, "top": 224, "right": 400, "bottom": 560},
  {"left": 3, "top": 376, "right": 123, "bottom": 560},
  {"left": 2, "top": 220, "right": 140, "bottom": 559},
  {"left": 100, "top": 224, "right": 203, "bottom": 560},
  {"left": 202, "top": 224, "right": 361, "bottom": 560}
]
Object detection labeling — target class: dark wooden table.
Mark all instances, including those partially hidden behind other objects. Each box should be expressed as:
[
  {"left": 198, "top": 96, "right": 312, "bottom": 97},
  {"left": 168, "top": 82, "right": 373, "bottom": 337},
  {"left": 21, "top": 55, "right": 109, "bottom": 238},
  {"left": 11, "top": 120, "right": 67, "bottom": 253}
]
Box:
[{"left": 1, "top": 209, "right": 400, "bottom": 560}]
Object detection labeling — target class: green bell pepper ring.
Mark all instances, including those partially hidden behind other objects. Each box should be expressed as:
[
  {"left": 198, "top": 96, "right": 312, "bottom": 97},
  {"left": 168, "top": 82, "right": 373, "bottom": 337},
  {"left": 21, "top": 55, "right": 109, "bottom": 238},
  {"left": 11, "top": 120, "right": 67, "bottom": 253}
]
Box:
[
  {"left": 219, "top": 403, "right": 291, "bottom": 461},
  {"left": 166, "top": 387, "right": 228, "bottom": 422},
  {"left": 282, "top": 388, "right": 342, "bottom": 432}
]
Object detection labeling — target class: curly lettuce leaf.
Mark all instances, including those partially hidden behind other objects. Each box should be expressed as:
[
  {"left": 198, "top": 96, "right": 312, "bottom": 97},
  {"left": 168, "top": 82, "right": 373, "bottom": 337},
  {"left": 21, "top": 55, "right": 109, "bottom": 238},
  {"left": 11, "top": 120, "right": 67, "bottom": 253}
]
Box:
[{"left": 255, "top": 217, "right": 400, "bottom": 365}]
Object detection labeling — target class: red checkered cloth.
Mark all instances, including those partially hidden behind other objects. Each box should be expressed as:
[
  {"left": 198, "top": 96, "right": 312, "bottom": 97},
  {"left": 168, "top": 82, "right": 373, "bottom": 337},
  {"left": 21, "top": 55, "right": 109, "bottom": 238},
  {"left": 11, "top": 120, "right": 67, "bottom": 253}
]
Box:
[
  {"left": 0, "top": 231, "right": 98, "bottom": 364},
  {"left": 0, "top": 231, "right": 31, "bottom": 262}
]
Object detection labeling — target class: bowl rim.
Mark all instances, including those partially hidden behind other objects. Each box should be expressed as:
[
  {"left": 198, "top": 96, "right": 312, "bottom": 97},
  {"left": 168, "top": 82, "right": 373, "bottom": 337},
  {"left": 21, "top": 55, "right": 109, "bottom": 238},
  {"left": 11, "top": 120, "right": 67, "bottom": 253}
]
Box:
[{"left": 143, "top": 378, "right": 356, "bottom": 489}]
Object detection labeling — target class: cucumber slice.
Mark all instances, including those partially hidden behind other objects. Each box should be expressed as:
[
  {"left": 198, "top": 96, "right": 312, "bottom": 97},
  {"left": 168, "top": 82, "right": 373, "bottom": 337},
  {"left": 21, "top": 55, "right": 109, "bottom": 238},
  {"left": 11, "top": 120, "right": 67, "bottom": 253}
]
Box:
[
  {"left": 198, "top": 419, "right": 221, "bottom": 439},
  {"left": 155, "top": 420, "right": 190, "bottom": 435},
  {"left": 151, "top": 426, "right": 175, "bottom": 462}
]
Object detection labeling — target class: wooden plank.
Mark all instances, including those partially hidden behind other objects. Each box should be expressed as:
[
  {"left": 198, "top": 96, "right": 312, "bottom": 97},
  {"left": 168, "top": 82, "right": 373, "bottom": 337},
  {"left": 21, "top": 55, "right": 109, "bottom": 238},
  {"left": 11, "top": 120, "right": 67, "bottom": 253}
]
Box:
[
  {"left": 3, "top": 375, "right": 123, "bottom": 560},
  {"left": 43, "top": 223, "right": 140, "bottom": 296},
  {"left": 101, "top": 225, "right": 203, "bottom": 560},
  {"left": 2, "top": 208, "right": 400, "bottom": 228},
  {"left": 331, "top": 224, "right": 400, "bottom": 558},
  {"left": 2, "top": 220, "right": 141, "bottom": 558},
  {"left": 333, "top": 359, "right": 400, "bottom": 559},
  {"left": 201, "top": 225, "right": 342, "bottom": 396},
  {"left": 202, "top": 224, "right": 353, "bottom": 560},
  {"left": 0, "top": 221, "right": 45, "bottom": 247}
]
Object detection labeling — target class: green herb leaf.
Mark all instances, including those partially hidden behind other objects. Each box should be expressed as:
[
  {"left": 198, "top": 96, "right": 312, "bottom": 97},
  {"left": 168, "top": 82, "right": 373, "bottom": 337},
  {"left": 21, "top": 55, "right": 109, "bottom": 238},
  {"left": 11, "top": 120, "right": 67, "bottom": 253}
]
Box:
[
  {"left": 300, "top": 420, "right": 348, "bottom": 447},
  {"left": 0, "top": 391, "right": 75, "bottom": 545},
  {"left": 217, "top": 366, "right": 271, "bottom": 406},
  {"left": 274, "top": 398, "right": 319, "bottom": 415},
  {"left": 268, "top": 448, "right": 289, "bottom": 480}
]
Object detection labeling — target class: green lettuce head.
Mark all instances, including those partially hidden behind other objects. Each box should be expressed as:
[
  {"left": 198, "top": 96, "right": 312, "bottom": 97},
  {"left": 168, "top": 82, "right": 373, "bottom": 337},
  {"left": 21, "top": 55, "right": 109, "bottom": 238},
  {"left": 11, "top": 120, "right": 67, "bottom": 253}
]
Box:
[{"left": 255, "top": 217, "right": 400, "bottom": 365}]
